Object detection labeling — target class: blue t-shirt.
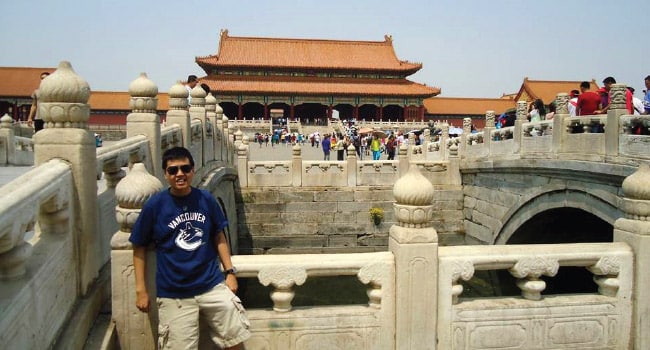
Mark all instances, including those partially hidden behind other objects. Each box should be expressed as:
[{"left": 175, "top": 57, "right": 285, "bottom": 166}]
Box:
[
  {"left": 129, "top": 188, "right": 228, "bottom": 298},
  {"left": 644, "top": 90, "right": 650, "bottom": 114}
]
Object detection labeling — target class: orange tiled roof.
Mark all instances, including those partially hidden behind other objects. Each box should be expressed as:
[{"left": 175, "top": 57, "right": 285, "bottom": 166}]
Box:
[
  {"left": 196, "top": 30, "right": 422, "bottom": 74},
  {"left": 515, "top": 78, "right": 599, "bottom": 103},
  {"left": 0, "top": 67, "right": 56, "bottom": 97},
  {"left": 424, "top": 97, "right": 516, "bottom": 115},
  {"left": 201, "top": 75, "right": 440, "bottom": 97},
  {"left": 89, "top": 91, "right": 169, "bottom": 110}
]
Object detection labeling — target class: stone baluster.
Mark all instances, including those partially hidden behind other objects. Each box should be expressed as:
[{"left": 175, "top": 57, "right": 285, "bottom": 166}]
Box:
[
  {"left": 440, "top": 123, "right": 449, "bottom": 160},
  {"left": 126, "top": 73, "right": 161, "bottom": 180},
  {"left": 508, "top": 256, "right": 559, "bottom": 300},
  {"left": 205, "top": 93, "right": 217, "bottom": 162},
  {"left": 223, "top": 115, "right": 233, "bottom": 165},
  {"left": 346, "top": 144, "right": 357, "bottom": 187},
  {"left": 613, "top": 162, "right": 650, "bottom": 349},
  {"left": 587, "top": 256, "right": 622, "bottom": 297},
  {"left": 0, "top": 113, "right": 15, "bottom": 165},
  {"left": 237, "top": 139, "right": 249, "bottom": 188},
  {"left": 111, "top": 163, "right": 163, "bottom": 350},
  {"left": 258, "top": 266, "right": 307, "bottom": 312},
  {"left": 291, "top": 144, "right": 303, "bottom": 186},
  {"left": 188, "top": 86, "right": 206, "bottom": 166},
  {"left": 552, "top": 93, "right": 569, "bottom": 153},
  {"left": 214, "top": 105, "right": 224, "bottom": 161},
  {"left": 483, "top": 111, "right": 494, "bottom": 155},
  {"left": 358, "top": 261, "right": 389, "bottom": 309},
  {"left": 513, "top": 100, "right": 527, "bottom": 153},
  {"left": 166, "top": 81, "right": 191, "bottom": 149},
  {"left": 35, "top": 61, "right": 99, "bottom": 294},
  {"left": 605, "top": 84, "right": 628, "bottom": 159},
  {"left": 397, "top": 144, "right": 409, "bottom": 176},
  {"left": 389, "top": 162, "right": 437, "bottom": 348},
  {"left": 407, "top": 132, "right": 415, "bottom": 158},
  {"left": 422, "top": 128, "right": 431, "bottom": 159},
  {"left": 450, "top": 261, "right": 475, "bottom": 304}
]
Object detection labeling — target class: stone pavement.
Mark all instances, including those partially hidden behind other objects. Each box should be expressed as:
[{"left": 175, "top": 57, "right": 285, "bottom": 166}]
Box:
[{"left": 0, "top": 165, "right": 34, "bottom": 187}]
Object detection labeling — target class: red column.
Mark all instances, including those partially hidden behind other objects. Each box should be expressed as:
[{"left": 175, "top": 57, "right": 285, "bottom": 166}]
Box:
[
  {"left": 238, "top": 103, "right": 243, "bottom": 120},
  {"left": 290, "top": 104, "right": 295, "bottom": 120},
  {"left": 403, "top": 106, "right": 408, "bottom": 120},
  {"left": 419, "top": 105, "right": 424, "bottom": 122},
  {"left": 354, "top": 105, "right": 359, "bottom": 119},
  {"left": 328, "top": 105, "right": 333, "bottom": 119},
  {"left": 264, "top": 104, "right": 268, "bottom": 120}
]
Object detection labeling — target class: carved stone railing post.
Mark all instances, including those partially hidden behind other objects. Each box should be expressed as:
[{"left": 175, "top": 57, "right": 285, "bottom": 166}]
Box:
[
  {"left": 459, "top": 117, "right": 471, "bottom": 157},
  {"left": 222, "top": 115, "right": 232, "bottom": 164},
  {"left": 111, "top": 163, "right": 163, "bottom": 350},
  {"left": 440, "top": 123, "right": 449, "bottom": 160},
  {"left": 237, "top": 141, "right": 249, "bottom": 188},
  {"left": 389, "top": 162, "right": 437, "bottom": 348},
  {"left": 422, "top": 128, "right": 431, "bottom": 159},
  {"left": 482, "top": 111, "right": 494, "bottom": 155},
  {"left": 552, "top": 93, "right": 569, "bottom": 153},
  {"left": 34, "top": 61, "right": 98, "bottom": 294},
  {"left": 397, "top": 145, "right": 408, "bottom": 176},
  {"left": 204, "top": 92, "right": 217, "bottom": 162},
  {"left": 165, "top": 82, "right": 191, "bottom": 149},
  {"left": 126, "top": 73, "right": 161, "bottom": 180},
  {"left": 0, "top": 113, "right": 15, "bottom": 165},
  {"left": 189, "top": 86, "right": 206, "bottom": 166},
  {"left": 346, "top": 144, "right": 357, "bottom": 187},
  {"left": 605, "top": 84, "right": 628, "bottom": 160},
  {"left": 292, "top": 144, "right": 302, "bottom": 186},
  {"left": 513, "top": 100, "right": 527, "bottom": 153},
  {"left": 258, "top": 266, "right": 307, "bottom": 312},
  {"left": 613, "top": 162, "right": 650, "bottom": 349},
  {"left": 214, "top": 105, "right": 224, "bottom": 162}
]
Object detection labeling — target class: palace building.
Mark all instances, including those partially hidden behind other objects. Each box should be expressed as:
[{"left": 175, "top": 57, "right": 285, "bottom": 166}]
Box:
[{"left": 196, "top": 30, "right": 441, "bottom": 123}]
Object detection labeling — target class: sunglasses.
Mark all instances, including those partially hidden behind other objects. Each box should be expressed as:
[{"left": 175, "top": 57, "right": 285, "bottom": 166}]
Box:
[{"left": 166, "top": 164, "right": 193, "bottom": 175}]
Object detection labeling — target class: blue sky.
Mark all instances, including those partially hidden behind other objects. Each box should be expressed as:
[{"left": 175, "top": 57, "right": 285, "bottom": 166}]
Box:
[{"left": 2, "top": 0, "right": 648, "bottom": 99}]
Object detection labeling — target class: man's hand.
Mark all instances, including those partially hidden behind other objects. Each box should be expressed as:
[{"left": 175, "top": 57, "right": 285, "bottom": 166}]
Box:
[
  {"left": 225, "top": 273, "right": 238, "bottom": 293},
  {"left": 27, "top": 119, "right": 32, "bottom": 126},
  {"left": 136, "top": 290, "right": 150, "bottom": 313}
]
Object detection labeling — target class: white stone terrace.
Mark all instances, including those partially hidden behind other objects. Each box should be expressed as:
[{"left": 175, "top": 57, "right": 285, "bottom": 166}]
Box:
[{"left": 0, "top": 62, "right": 649, "bottom": 349}]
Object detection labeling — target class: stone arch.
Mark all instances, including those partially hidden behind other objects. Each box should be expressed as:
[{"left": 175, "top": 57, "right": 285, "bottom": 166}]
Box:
[{"left": 494, "top": 188, "right": 622, "bottom": 245}]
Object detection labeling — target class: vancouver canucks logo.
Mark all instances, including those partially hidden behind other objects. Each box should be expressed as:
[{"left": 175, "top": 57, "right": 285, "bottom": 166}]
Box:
[{"left": 174, "top": 222, "right": 204, "bottom": 251}]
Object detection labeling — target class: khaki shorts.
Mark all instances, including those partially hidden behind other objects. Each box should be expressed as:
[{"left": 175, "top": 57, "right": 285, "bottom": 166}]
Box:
[{"left": 157, "top": 283, "right": 251, "bottom": 349}]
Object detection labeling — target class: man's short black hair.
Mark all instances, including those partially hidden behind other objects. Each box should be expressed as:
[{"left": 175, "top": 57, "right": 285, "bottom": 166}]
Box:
[
  {"left": 645, "top": 75, "right": 650, "bottom": 81},
  {"left": 200, "top": 83, "right": 210, "bottom": 94},
  {"left": 187, "top": 75, "right": 198, "bottom": 83},
  {"left": 603, "top": 76, "right": 616, "bottom": 84},
  {"left": 580, "top": 81, "right": 591, "bottom": 89},
  {"left": 162, "top": 147, "right": 195, "bottom": 170}
]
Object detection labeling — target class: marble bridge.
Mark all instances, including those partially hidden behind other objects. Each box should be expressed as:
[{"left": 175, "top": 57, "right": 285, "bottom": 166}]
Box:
[{"left": 0, "top": 62, "right": 649, "bottom": 350}]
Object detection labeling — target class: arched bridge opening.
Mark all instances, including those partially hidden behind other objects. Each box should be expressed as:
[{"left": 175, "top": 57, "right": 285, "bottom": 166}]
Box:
[{"left": 469, "top": 187, "right": 622, "bottom": 298}]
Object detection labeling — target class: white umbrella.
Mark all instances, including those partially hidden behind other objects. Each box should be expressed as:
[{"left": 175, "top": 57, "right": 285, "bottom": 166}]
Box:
[{"left": 449, "top": 127, "right": 464, "bottom": 135}]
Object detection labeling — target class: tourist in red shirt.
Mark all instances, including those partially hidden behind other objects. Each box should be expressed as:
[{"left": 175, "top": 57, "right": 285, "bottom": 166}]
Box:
[{"left": 577, "top": 81, "right": 601, "bottom": 115}]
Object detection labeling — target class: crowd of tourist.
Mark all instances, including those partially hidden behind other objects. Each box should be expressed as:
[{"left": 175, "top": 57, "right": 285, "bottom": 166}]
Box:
[{"left": 496, "top": 75, "right": 650, "bottom": 135}]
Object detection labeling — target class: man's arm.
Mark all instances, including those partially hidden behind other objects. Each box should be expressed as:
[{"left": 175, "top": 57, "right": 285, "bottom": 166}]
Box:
[
  {"left": 27, "top": 97, "right": 37, "bottom": 126},
  {"left": 214, "top": 231, "right": 238, "bottom": 293},
  {"left": 133, "top": 245, "right": 150, "bottom": 313}
]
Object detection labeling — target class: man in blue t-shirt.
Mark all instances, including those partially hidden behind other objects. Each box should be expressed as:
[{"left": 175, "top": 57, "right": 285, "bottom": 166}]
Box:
[{"left": 130, "top": 147, "right": 250, "bottom": 349}]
